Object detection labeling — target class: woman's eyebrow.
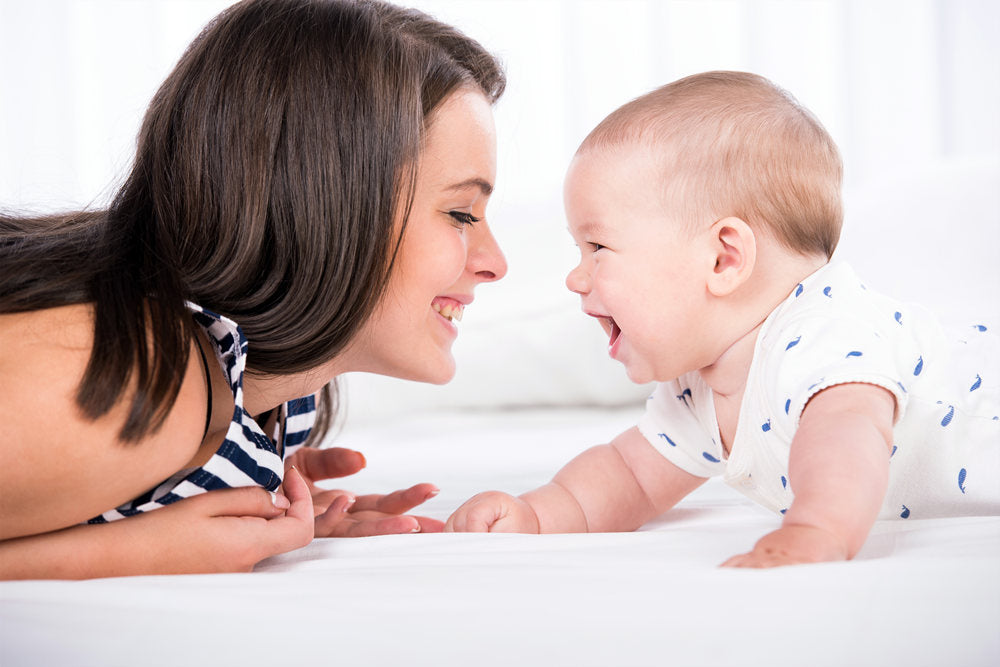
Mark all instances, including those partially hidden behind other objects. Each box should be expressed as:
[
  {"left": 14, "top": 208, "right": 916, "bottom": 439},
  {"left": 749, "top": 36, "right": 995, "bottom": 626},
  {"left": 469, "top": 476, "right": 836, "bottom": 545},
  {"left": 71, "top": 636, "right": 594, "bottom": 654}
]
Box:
[{"left": 446, "top": 178, "right": 493, "bottom": 196}]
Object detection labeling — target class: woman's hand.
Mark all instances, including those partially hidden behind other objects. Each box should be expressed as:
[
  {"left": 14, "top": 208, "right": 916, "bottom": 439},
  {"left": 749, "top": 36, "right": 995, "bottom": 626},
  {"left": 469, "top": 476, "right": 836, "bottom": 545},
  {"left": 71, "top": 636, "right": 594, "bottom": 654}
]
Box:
[
  {"left": 285, "top": 447, "right": 444, "bottom": 537},
  {"left": 720, "top": 524, "right": 850, "bottom": 568},
  {"left": 0, "top": 468, "right": 315, "bottom": 580},
  {"left": 444, "top": 491, "right": 541, "bottom": 533},
  {"left": 141, "top": 466, "right": 316, "bottom": 573}
]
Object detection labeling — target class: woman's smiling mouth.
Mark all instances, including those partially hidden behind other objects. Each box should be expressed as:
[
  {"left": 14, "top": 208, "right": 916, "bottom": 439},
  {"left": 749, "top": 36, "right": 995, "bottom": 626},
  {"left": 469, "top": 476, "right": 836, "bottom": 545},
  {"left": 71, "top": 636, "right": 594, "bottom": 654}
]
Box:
[{"left": 432, "top": 297, "right": 465, "bottom": 322}]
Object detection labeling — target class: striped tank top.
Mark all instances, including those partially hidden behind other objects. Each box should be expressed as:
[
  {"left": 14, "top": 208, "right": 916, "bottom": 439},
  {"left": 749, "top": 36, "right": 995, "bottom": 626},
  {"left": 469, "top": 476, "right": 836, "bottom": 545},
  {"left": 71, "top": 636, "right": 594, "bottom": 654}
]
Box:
[{"left": 89, "top": 304, "right": 316, "bottom": 523}]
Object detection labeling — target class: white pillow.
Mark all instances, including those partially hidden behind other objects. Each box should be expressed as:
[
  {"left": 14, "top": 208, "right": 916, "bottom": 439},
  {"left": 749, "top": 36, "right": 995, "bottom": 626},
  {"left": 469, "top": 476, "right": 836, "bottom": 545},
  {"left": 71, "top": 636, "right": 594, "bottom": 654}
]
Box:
[{"left": 838, "top": 156, "right": 1000, "bottom": 330}]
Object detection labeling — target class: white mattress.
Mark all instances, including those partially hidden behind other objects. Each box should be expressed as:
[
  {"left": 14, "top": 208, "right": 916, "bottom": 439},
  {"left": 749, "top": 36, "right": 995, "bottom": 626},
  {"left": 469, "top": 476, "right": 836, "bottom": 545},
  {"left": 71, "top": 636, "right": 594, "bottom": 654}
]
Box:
[{"left": 2, "top": 407, "right": 997, "bottom": 666}]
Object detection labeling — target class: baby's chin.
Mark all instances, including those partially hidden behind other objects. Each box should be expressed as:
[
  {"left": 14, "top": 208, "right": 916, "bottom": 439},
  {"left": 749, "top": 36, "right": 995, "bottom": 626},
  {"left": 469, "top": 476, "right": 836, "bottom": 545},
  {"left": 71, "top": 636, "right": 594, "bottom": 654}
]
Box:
[{"left": 622, "top": 363, "right": 656, "bottom": 386}]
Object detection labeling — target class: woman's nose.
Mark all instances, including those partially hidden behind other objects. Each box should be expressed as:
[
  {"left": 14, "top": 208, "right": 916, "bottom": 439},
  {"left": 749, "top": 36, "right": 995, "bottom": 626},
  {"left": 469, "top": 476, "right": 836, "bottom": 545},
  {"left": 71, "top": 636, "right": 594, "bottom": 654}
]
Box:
[{"left": 469, "top": 224, "right": 507, "bottom": 282}]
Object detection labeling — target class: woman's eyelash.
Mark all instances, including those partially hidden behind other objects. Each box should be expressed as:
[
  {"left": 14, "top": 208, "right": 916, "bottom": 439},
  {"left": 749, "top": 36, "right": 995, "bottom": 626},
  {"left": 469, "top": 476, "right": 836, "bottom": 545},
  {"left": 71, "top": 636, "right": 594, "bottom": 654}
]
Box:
[{"left": 448, "top": 211, "right": 480, "bottom": 225}]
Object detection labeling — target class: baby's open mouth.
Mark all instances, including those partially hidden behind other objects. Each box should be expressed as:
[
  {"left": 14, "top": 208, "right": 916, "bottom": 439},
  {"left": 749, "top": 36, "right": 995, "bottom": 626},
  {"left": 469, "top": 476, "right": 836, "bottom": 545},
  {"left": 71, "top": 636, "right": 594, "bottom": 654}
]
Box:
[{"left": 608, "top": 318, "right": 621, "bottom": 347}]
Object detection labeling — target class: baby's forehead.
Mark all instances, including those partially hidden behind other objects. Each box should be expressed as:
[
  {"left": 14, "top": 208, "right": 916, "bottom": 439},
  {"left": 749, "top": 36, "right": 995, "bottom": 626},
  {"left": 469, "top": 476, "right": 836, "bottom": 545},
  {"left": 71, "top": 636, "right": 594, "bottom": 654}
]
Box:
[{"left": 571, "top": 140, "right": 692, "bottom": 201}]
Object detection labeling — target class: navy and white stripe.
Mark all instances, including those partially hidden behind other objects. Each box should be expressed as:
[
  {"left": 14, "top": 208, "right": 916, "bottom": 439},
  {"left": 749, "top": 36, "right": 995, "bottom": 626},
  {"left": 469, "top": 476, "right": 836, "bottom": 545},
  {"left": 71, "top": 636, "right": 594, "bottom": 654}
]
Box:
[{"left": 89, "top": 303, "right": 317, "bottom": 524}]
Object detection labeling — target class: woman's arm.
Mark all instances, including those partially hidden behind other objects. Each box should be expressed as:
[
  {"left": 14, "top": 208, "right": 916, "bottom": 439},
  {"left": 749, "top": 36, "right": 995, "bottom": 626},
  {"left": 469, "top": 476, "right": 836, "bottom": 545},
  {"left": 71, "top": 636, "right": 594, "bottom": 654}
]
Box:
[
  {"left": 446, "top": 426, "right": 705, "bottom": 533},
  {"left": 723, "top": 382, "right": 895, "bottom": 567},
  {"left": 0, "top": 469, "right": 315, "bottom": 580},
  {"left": 1, "top": 304, "right": 210, "bottom": 540}
]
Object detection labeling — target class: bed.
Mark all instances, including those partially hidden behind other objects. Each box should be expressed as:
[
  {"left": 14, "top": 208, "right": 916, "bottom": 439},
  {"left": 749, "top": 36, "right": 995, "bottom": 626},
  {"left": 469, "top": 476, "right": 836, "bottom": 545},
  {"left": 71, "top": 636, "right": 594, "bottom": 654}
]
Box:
[{"left": 1, "top": 161, "right": 998, "bottom": 666}]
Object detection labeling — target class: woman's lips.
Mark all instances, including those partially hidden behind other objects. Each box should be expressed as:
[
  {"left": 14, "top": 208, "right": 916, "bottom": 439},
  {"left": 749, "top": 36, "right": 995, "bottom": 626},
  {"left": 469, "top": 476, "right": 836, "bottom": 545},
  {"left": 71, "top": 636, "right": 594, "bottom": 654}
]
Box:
[{"left": 432, "top": 296, "right": 467, "bottom": 322}]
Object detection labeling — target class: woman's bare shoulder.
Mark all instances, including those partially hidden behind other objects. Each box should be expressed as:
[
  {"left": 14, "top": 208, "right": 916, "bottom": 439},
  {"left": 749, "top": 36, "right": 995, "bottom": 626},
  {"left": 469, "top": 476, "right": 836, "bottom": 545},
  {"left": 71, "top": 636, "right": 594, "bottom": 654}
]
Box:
[
  {"left": 0, "top": 304, "right": 210, "bottom": 539},
  {"left": 0, "top": 305, "right": 96, "bottom": 409}
]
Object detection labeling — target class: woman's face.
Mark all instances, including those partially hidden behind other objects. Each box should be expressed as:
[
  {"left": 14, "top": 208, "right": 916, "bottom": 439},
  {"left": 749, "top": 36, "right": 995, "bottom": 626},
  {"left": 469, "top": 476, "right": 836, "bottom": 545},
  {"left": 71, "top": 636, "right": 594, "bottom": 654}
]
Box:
[{"left": 342, "top": 88, "right": 507, "bottom": 383}]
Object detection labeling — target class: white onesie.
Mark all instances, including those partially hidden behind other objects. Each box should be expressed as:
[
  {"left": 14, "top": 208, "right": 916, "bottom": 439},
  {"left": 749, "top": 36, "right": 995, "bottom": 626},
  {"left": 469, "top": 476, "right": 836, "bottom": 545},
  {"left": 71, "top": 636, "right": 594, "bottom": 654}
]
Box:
[{"left": 638, "top": 261, "right": 999, "bottom": 520}]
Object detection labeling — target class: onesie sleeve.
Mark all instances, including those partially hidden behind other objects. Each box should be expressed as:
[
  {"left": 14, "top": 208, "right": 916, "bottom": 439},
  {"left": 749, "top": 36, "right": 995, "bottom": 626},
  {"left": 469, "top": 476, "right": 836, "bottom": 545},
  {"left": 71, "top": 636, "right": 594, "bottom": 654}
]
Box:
[
  {"left": 637, "top": 379, "right": 726, "bottom": 478},
  {"left": 762, "top": 313, "right": 912, "bottom": 437}
]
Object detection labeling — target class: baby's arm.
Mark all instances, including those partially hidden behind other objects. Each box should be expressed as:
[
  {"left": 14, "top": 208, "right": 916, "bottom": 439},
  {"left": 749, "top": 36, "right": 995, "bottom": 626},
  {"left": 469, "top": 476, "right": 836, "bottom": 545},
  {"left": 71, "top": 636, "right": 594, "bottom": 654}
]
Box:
[
  {"left": 723, "top": 382, "right": 895, "bottom": 567},
  {"left": 446, "top": 426, "right": 706, "bottom": 533}
]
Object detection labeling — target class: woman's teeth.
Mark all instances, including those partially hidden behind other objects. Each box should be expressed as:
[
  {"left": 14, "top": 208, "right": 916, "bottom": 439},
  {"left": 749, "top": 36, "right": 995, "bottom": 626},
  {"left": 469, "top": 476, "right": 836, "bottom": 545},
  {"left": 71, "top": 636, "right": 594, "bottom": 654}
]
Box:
[{"left": 434, "top": 302, "right": 464, "bottom": 322}]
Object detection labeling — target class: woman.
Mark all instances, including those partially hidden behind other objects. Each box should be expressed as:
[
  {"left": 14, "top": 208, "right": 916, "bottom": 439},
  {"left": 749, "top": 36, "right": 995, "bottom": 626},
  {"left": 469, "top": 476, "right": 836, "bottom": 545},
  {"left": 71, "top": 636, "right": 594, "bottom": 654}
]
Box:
[{"left": 0, "top": 0, "right": 507, "bottom": 579}]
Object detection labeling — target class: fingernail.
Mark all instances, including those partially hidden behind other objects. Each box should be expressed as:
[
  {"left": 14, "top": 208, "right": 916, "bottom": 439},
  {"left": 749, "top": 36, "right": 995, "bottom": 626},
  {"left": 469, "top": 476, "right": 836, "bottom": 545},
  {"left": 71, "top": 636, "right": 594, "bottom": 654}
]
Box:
[
  {"left": 270, "top": 492, "right": 290, "bottom": 509},
  {"left": 340, "top": 496, "right": 356, "bottom": 512},
  {"left": 427, "top": 488, "right": 440, "bottom": 499}
]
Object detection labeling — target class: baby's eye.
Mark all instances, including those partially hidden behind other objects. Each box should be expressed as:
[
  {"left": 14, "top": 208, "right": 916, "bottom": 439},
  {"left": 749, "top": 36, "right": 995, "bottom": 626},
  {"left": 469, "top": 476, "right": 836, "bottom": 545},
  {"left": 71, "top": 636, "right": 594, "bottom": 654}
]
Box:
[
  {"left": 448, "top": 211, "right": 481, "bottom": 227},
  {"left": 589, "top": 242, "right": 606, "bottom": 251}
]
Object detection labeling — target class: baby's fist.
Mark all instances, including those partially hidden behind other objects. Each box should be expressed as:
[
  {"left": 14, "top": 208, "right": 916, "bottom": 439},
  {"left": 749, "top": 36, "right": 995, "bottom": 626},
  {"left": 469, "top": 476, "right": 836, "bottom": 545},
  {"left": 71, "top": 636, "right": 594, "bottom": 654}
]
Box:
[{"left": 445, "top": 491, "right": 540, "bottom": 533}]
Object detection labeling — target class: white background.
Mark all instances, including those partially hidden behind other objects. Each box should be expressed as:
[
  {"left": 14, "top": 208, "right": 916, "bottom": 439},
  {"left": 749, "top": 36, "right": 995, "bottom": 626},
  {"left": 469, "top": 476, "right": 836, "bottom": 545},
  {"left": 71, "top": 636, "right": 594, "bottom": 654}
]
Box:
[{"left": 2, "top": 0, "right": 998, "bottom": 419}]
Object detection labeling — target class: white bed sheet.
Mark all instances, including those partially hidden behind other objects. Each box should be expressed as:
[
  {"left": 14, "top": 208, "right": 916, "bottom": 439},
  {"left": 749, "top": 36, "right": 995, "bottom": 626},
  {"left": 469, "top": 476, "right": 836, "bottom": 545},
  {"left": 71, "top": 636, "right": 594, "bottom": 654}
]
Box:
[{"left": 2, "top": 407, "right": 998, "bottom": 666}]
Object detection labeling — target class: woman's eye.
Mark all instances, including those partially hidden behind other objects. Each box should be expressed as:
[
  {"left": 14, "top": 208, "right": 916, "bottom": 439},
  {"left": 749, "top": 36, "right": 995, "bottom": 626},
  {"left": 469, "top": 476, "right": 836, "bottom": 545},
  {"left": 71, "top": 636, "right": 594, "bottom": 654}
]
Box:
[{"left": 448, "top": 211, "right": 480, "bottom": 226}]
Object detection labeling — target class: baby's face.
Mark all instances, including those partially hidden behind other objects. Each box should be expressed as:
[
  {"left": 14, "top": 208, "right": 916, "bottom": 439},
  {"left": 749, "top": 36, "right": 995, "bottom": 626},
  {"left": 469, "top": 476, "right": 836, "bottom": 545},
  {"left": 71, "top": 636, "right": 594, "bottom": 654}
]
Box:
[{"left": 563, "top": 145, "right": 718, "bottom": 384}]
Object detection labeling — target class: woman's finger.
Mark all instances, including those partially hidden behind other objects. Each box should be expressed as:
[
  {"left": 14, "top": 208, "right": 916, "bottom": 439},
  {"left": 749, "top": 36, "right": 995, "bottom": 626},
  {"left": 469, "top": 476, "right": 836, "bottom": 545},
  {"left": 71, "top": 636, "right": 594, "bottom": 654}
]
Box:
[
  {"left": 289, "top": 447, "right": 366, "bottom": 482},
  {"left": 313, "top": 495, "right": 357, "bottom": 537},
  {"left": 415, "top": 516, "right": 445, "bottom": 533},
  {"left": 187, "top": 486, "right": 290, "bottom": 519},
  {"left": 280, "top": 466, "right": 315, "bottom": 523},
  {"left": 258, "top": 467, "right": 316, "bottom": 552},
  {"left": 351, "top": 483, "right": 439, "bottom": 514},
  {"left": 333, "top": 515, "right": 421, "bottom": 538}
]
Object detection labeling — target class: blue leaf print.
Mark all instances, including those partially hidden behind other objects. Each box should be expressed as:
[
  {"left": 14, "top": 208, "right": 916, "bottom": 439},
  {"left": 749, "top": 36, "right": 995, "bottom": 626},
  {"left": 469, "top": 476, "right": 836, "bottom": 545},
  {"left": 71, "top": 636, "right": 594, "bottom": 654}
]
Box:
[
  {"left": 900, "top": 505, "right": 910, "bottom": 519},
  {"left": 970, "top": 374, "right": 982, "bottom": 392},
  {"left": 785, "top": 336, "right": 801, "bottom": 351},
  {"left": 958, "top": 468, "right": 967, "bottom": 494},
  {"left": 890, "top": 445, "right": 897, "bottom": 457},
  {"left": 823, "top": 286, "right": 833, "bottom": 297},
  {"left": 794, "top": 284, "right": 803, "bottom": 297},
  {"left": 784, "top": 398, "right": 791, "bottom": 415},
  {"left": 702, "top": 452, "right": 720, "bottom": 463},
  {"left": 658, "top": 433, "right": 678, "bottom": 447},
  {"left": 676, "top": 388, "right": 693, "bottom": 406},
  {"left": 897, "top": 381, "right": 907, "bottom": 394},
  {"left": 846, "top": 350, "right": 863, "bottom": 358},
  {"left": 761, "top": 419, "right": 771, "bottom": 432},
  {"left": 973, "top": 324, "right": 988, "bottom": 332},
  {"left": 780, "top": 509, "right": 787, "bottom": 514},
  {"left": 894, "top": 311, "right": 903, "bottom": 325},
  {"left": 913, "top": 356, "right": 923, "bottom": 376},
  {"left": 941, "top": 405, "right": 954, "bottom": 427},
  {"left": 780, "top": 475, "right": 787, "bottom": 489}
]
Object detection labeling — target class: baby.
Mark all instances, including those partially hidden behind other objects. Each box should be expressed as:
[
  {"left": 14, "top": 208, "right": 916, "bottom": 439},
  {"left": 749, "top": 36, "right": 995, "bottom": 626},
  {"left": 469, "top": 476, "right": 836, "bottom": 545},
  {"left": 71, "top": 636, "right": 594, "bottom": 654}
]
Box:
[{"left": 446, "top": 71, "right": 1000, "bottom": 567}]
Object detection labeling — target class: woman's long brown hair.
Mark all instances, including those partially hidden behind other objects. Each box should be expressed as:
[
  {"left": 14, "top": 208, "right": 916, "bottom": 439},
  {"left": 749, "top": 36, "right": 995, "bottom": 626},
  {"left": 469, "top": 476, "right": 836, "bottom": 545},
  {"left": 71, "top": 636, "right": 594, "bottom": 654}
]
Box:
[{"left": 0, "top": 0, "right": 505, "bottom": 443}]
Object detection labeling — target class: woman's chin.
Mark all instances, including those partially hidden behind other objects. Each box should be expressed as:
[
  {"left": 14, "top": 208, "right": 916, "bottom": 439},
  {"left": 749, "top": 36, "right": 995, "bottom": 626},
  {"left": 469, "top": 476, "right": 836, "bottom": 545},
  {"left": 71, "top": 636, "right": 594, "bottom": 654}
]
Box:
[
  {"left": 427, "top": 362, "right": 457, "bottom": 385},
  {"left": 409, "top": 354, "right": 457, "bottom": 385}
]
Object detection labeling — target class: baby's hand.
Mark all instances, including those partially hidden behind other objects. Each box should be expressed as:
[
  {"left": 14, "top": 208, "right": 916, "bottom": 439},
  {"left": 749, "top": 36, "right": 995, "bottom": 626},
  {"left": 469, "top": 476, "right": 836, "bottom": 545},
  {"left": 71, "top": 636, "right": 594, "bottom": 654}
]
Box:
[
  {"left": 721, "top": 524, "right": 850, "bottom": 568},
  {"left": 444, "top": 491, "right": 540, "bottom": 533}
]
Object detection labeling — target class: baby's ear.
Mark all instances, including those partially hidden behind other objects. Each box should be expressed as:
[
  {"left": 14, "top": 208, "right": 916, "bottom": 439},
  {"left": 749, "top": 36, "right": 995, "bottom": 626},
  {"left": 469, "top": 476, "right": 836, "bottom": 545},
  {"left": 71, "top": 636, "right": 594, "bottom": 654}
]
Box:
[{"left": 706, "top": 216, "right": 756, "bottom": 297}]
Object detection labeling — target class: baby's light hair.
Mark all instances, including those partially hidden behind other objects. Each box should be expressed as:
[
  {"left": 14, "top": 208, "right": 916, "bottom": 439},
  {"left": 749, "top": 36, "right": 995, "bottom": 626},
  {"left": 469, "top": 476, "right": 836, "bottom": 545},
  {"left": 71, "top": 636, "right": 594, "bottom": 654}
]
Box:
[{"left": 580, "top": 71, "right": 843, "bottom": 259}]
